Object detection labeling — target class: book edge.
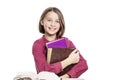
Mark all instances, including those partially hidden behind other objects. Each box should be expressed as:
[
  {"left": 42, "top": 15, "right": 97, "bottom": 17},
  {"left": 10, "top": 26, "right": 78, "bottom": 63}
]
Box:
[
  {"left": 47, "top": 48, "right": 52, "bottom": 64},
  {"left": 46, "top": 38, "right": 66, "bottom": 46}
]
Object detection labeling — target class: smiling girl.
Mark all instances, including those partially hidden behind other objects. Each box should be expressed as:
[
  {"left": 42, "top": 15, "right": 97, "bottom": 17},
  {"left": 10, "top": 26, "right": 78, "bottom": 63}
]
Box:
[{"left": 32, "top": 7, "right": 88, "bottom": 78}]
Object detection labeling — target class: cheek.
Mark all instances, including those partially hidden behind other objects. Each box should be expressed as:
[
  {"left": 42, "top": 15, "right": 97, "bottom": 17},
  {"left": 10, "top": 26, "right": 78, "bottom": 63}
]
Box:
[
  {"left": 57, "top": 26, "right": 61, "bottom": 32},
  {"left": 58, "top": 26, "right": 61, "bottom": 30},
  {"left": 44, "top": 22, "right": 50, "bottom": 28},
  {"left": 56, "top": 25, "right": 60, "bottom": 31},
  {"left": 57, "top": 24, "right": 60, "bottom": 28},
  {"left": 43, "top": 23, "right": 48, "bottom": 30}
]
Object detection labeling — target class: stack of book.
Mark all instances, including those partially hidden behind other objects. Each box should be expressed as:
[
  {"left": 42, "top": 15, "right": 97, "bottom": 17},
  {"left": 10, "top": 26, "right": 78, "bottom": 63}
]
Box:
[{"left": 46, "top": 38, "right": 76, "bottom": 76}]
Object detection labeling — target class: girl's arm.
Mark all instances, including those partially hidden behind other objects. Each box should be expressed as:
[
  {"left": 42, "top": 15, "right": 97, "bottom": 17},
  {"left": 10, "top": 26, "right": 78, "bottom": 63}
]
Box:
[
  {"left": 65, "top": 38, "right": 88, "bottom": 78},
  {"left": 67, "top": 54, "right": 88, "bottom": 78},
  {"left": 32, "top": 40, "right": 62, "bottom": 74},
  {"left": 61, "top": 49, "right": 80, "bottom": 69},
  {"left": 60, "top": 55, "right": 88, "bottom": 78}
]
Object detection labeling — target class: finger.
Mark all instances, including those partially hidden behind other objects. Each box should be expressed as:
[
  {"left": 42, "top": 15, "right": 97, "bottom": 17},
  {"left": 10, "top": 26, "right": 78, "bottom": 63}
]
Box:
[
  {"left": 75, "top": 52, "right": 80, "bottom": 59},
  {"left": 72, "top": 49, "right": 78, "bottom": 53}
]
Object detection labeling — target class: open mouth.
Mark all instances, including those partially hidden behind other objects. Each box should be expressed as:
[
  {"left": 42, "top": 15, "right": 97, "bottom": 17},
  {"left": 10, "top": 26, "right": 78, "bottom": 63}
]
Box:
[{"left": 48, "top": 27, "right": 56, "bottom": 31}]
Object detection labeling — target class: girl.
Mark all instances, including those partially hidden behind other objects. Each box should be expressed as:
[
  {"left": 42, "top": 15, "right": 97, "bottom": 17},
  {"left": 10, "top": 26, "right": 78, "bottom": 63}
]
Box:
[{"left": 32, "top": 7, "right": 88, "bottom": 78}]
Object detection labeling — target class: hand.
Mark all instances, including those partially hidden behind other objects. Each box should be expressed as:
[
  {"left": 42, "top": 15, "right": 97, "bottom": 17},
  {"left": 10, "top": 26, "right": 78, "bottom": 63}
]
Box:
[
  {"left": 59, "top": 74, "right": 70, "bottom": 78},
  {"left": 68, "top": 49, "right": 80, "bottom": 64},
  {"left": 61, "top": 49, "right": 80, "bottom": 69}
]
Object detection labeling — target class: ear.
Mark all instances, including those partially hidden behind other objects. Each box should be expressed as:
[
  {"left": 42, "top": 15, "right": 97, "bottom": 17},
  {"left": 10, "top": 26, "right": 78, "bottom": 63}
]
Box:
[{"left": 40, "top": 20, "right": 44, "bottom": 25}]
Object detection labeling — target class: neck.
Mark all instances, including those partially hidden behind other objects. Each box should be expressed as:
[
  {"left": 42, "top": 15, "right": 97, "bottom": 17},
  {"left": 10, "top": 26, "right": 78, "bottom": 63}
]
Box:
[{"left": 44, "top": 34, "right": 57, "bottom": 41}]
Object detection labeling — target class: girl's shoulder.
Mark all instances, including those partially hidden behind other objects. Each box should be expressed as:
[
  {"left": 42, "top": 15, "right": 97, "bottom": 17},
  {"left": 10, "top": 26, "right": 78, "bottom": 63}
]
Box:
[
  {"left": 33, "top": 37, "right": 43, "bottom": 43},
  {"left": 33, "top": 36, "right": 47, "bottom": 45},
  {"left": 62, "top": 37, "right": 72, "bottom": 42}
]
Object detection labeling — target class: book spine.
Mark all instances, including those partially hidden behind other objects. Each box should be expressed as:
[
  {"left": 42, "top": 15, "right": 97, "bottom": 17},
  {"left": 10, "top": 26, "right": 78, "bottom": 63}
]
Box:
[{"left": 47, "top": 48, "right": 52, "bottom": 64}]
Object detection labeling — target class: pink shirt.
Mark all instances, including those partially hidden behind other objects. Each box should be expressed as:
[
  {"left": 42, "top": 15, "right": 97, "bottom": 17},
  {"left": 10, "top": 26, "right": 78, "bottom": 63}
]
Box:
[{"left": 32, "top": 35, "right": 88, "bottom": 78}]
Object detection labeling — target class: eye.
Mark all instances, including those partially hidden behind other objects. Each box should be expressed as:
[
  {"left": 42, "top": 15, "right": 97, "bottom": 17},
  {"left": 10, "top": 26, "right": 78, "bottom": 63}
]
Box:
[
  {"left": 56, "top": 20, "right": 59, "bottom": 23},
  {"left": 47, "top": 19, "right": 51, "bottom": 21},
  {"left": 46, "top": 18, "right": 52, "bottom": 22}
]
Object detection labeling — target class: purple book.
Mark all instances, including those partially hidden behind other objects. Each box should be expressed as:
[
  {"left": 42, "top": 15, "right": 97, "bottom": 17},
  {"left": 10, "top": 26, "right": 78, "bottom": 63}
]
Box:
[{"left": 46, "top": 38, "right": 67, "bottom": 48}]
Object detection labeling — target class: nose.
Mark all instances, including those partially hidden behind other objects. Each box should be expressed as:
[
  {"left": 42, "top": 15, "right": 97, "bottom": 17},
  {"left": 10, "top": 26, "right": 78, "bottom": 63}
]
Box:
[{"left": 51, "top": 21, "right": 55, "bottom": 26}]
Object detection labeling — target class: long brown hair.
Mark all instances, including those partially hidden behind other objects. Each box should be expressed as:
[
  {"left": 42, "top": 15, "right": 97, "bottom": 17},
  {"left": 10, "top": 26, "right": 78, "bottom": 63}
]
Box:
[{"left": 39, "top": 7, "right": 65, "bottom": 38}]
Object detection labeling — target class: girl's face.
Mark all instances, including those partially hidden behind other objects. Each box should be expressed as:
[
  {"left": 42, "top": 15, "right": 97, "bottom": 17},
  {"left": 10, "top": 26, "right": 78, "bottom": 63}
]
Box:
[{"left": 41, "top": 11, "right": 60, "bottom": 37}]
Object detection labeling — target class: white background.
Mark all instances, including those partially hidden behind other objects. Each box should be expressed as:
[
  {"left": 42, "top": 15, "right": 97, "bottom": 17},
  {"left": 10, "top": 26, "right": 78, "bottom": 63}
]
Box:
[{"left": 0, "top": 0, "right": 120, "bottom": 80}]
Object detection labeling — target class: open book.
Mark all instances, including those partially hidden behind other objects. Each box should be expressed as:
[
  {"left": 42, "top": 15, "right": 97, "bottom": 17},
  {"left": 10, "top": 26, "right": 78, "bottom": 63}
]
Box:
[
  {"left": 14, "top": 71, "right": 59, "bottom": 80},
  {"left": 47, "top": 48, "right": 76, "bottom": 76},
  {"left": 14, "top": 71, "right": 84, "bottom": 80}
]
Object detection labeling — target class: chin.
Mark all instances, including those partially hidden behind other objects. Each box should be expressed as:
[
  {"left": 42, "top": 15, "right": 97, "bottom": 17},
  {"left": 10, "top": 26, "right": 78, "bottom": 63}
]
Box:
[{"left": 48, "top": 32, "right": 57, "bottom": 35}]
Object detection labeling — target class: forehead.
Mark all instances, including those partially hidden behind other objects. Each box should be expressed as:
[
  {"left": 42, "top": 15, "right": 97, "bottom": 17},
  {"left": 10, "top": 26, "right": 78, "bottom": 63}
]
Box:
[{"left": 45, "top": 11, "right": 59, "bottom": 19}]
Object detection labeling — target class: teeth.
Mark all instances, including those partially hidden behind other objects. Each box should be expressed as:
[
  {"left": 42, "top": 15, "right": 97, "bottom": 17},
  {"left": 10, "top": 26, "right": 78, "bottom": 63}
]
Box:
[{"left": 49, "top": 27, "right": 55, "bottom": 31}]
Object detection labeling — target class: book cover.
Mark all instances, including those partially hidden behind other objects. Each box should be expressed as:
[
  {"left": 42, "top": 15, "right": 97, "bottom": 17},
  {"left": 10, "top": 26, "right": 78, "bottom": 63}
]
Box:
[
  {"left": 46, "top": 38, "right": 67, "bottom": 48},
  {"left": 47, "top": 48, "right": 76, "bottom": 76}
]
